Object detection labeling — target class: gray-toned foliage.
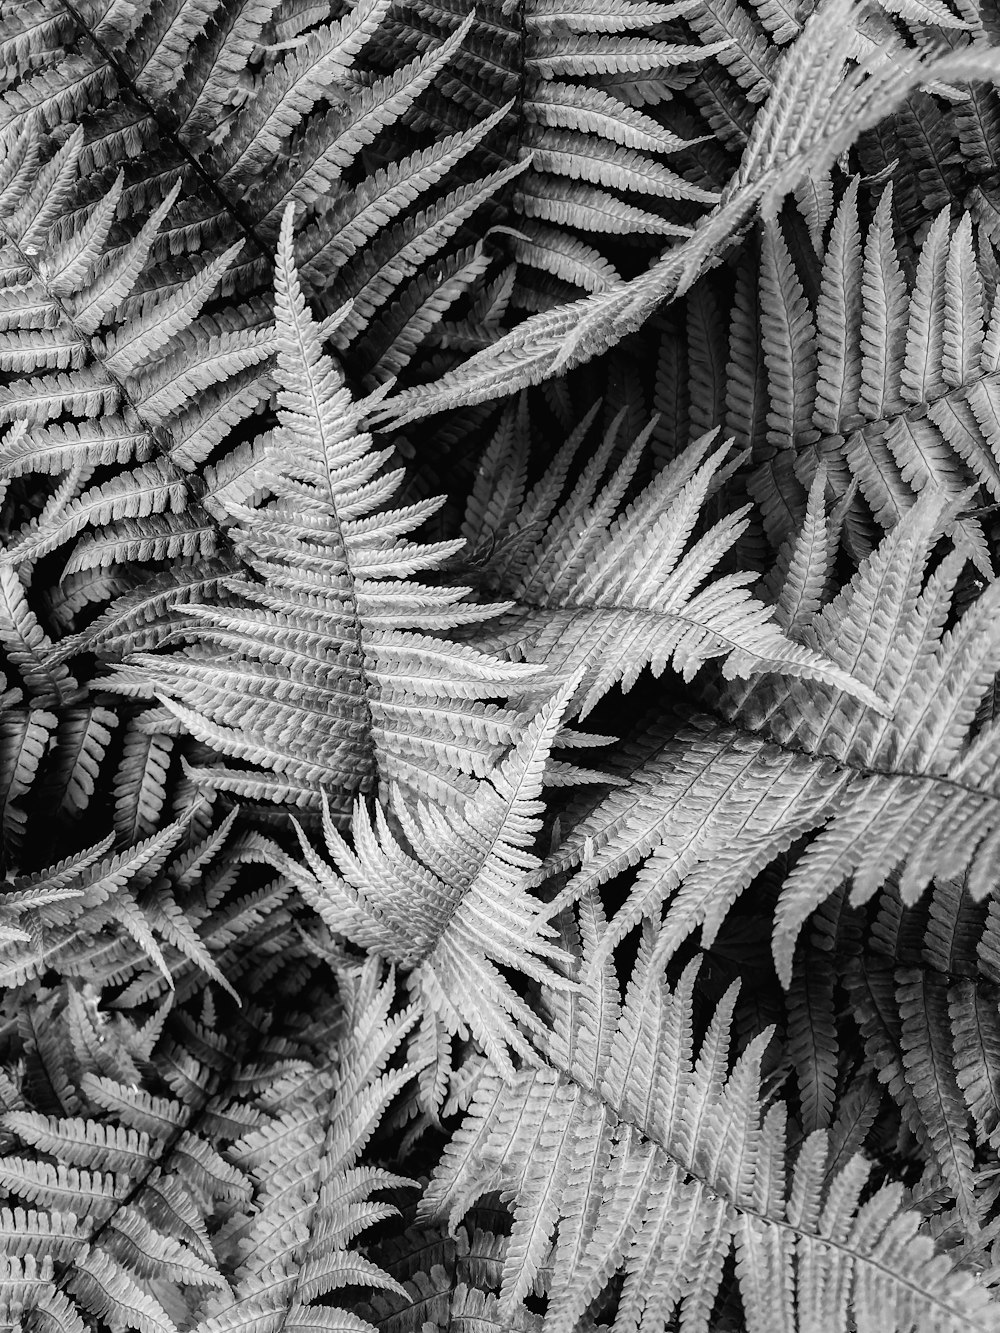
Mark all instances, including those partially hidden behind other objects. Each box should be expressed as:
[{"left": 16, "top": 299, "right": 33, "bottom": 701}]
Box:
[{"left": 1, "top": 1, "right": 1000, "bottom": 1332}]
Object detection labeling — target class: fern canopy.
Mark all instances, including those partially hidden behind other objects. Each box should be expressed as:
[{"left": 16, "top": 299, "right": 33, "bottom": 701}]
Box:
[{"left": 2, "top": 1, "right": 1000, "bottom": 1332}]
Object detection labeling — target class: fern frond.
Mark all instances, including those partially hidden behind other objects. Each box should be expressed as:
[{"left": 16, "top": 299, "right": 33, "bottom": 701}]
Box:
[
  {"left": 103, "top": 208, "right": 545, "bottom": 812},
  {"left": 271, "top": 682, "right": 583, "bottom": 1079},
  {"left": 425, "top": 896, "right": 999, "bottom": 1333},
  {"left": 730, "top": 188, "right": 1000, "bottom": 562},
  {"left": 541, "top": 489, "right": 1000, "bottom": 987},
  {"left": 0, "top": 0, "right": 524, "bottom": 403},
  {"left": 471, "top": 415, "right": 880, "bottom": 716}
]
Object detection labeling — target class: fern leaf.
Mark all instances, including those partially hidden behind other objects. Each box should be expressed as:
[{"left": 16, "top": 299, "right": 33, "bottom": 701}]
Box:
[
  {"left": 300, "top": 100, "right": 515, "bottom": 284},
  {"left": 539, "top": 491, "right": 1000, "bottom": 989},
  {"left": 759, "top": 220, "right": 818, "bottom": 448},
  {"left": 113, "top": 722, "right": 173, "bottom": 843},
  {"left": 0, "top": 1206, "right": 83, "bottom": 1262},
  {"left": 192, "top": 957, "right": 417, "bottom": 1333},
  {"left": 103, "top": 207, "right": 544, "bottom": 810},
  {"left": 273, "top": 683, "right": 582, "bottom": 1078},
  {"left": 474, "top": 420, "right": 879, "bottom": 716},
  {"left": 426, "top": 903, "right": 999, "bottom": 1333}
]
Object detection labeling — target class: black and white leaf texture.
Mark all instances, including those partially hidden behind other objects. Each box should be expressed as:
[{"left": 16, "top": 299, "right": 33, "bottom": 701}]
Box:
[{"left": 1, "top": 1, "right": 1000, "bottom": 1332}]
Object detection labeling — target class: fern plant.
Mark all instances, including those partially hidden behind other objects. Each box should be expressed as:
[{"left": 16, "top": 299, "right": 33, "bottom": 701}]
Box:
[
  {"left": 424, "top": 895, "right": 1000, "bottom": 1332},
  {"left": 4, "top": 1, "right": 1000, "bottom": 1332},
  {"left": 97, "top": 205, "right": 545, "bottom": 817}
]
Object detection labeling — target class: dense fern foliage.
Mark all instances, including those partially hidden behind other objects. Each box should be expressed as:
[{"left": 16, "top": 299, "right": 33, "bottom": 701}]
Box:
[{"left": 5, "top": 0, "right": 1000, "bottom": 1329}]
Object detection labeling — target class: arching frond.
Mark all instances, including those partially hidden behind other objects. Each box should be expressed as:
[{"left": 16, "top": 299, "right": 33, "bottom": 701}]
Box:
[
  {"left": 470, "top": 414, "right": 880, "bottom": 716},
  {"left": 425, "top": 896, "right": 998, "bottom": 1333},
  {"left": 539, "top": 489, "right": 1000, "bottom": 1007}
]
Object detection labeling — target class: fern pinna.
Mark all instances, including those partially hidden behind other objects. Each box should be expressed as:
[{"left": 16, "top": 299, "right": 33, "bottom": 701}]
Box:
[{"left": 4, "top": 1, "right": 1000, "bottom": 1331}]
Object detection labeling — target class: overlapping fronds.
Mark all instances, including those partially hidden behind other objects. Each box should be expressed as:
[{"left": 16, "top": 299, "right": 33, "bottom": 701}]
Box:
[
  {"left": 463, "top": 410, "right": 881, "bottom": 716},
  {"left": 193, "top": 956, "right": 417, "bottom": 1333},
  {"left": 782, "top": 872, "right": 1000, "bottom": 1242},
  {"left": 381, "top": 0, "right": 722, "bottom": 305},
  {"left": 101, "top": 208, "right": 544, "bottom": 815},
  {"left": 0, "top": 799, "right": 281, "bottom": 999},
  {"left": 540, "top": 486, "right": 1000, "bottom": 983},
  {"left": 370, "top": 0, "right": 1000, "bottom": 426},
  {"left": 424, "top": 893, "right": 1000, "bottom": 1333},
  {"left": 0, "top": 0, "right": 519, "bottom": 391},
  {"left": 0, "top": 985, "right": 254, "bottom": 1333},
  {"left": 357, "top": 1225, "right": 531, "bottom": 1333},
  {"left": 731, "top": 186, "right": 1000, "bottom": 565},
  {"left": 0, "top": 121, "right": 274, "bottom": 633},
  {"left": 2, "top": 0, "right": 1000, "bottom": 1328},
  {"left": 0, "top": 550, "right": 116, "bottom": 866},
  {"left": 0, "top": 957, "right": 416, "bottom": 1333},
  {"left": 268, "top": 682, "right": 583, "bottom": 1081}
]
